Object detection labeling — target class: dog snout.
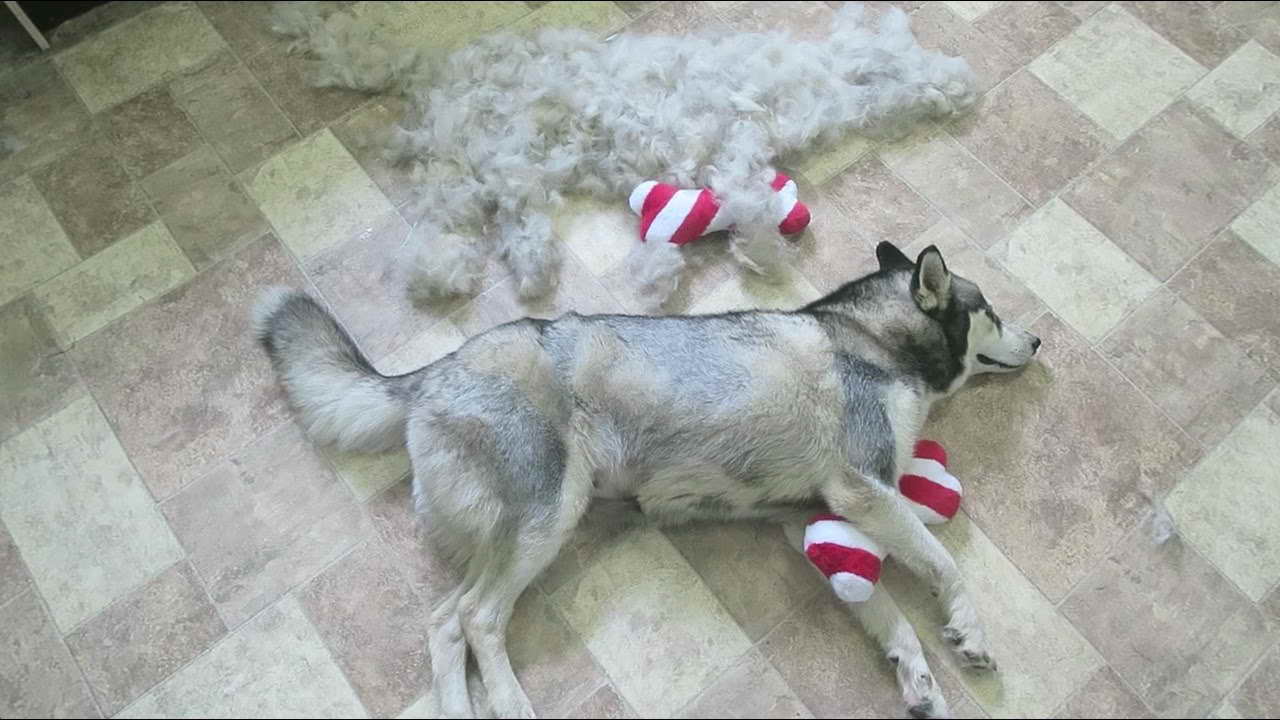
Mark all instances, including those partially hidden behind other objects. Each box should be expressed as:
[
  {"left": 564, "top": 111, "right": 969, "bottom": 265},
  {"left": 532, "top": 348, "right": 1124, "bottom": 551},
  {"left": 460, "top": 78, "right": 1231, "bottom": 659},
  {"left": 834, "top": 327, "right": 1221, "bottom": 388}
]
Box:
[{"left": 1030, "top": 335, "right": 1041, "bottom": 353}]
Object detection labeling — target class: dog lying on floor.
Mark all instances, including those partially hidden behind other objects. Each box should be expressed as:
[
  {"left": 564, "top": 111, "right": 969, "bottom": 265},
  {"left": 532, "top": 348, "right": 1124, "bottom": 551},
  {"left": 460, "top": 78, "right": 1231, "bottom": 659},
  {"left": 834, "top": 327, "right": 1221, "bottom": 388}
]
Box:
[{"left": 253, "top": 241, "right": 1040, "bottom": 718}]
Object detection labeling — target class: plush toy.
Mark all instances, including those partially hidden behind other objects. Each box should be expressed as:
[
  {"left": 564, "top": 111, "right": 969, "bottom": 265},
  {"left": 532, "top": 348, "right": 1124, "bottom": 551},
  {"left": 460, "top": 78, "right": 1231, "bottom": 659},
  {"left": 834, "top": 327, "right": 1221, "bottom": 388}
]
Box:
[
  {"left": 803, "top": 440, "right": 962, "bottom": 603},
  {"left": 628, "top": 172, "right": 811, "bottom": 246}
]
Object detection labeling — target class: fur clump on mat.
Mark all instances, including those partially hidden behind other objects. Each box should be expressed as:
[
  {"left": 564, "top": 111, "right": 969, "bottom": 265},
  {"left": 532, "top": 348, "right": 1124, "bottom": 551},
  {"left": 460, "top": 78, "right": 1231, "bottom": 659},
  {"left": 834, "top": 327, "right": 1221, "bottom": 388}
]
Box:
[{"left": 270, "top": 3, "right": 976, "bottom": 308}]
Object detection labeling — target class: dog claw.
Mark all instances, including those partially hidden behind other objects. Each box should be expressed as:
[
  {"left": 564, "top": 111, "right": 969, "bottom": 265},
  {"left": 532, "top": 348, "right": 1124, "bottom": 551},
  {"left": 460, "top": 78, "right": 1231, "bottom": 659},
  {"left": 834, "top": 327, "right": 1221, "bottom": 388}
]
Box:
[
  {"left": 943, "top": 625, "right": 998, "bottom": 672},
  {"left": 908, "top": 700, "right": 934, "bottom": 718}
]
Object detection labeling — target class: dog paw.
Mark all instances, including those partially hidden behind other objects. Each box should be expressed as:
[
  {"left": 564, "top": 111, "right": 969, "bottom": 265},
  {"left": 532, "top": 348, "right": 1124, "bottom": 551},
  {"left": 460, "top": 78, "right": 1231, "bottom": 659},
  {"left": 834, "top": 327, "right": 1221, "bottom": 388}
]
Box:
[
  {"left": 898, "top": 653, "right": 949, "bottom": 718},
  {"left": 943, "top": 625, "right": 998, "bottom": 673}
]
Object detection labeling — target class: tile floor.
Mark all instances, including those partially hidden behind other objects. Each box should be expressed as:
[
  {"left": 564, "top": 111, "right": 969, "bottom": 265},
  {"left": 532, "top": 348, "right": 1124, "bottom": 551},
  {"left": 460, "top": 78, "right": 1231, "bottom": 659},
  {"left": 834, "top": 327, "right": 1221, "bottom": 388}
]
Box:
[{"left": 2, "top": 1, "right": 1280, "bottom": 718}]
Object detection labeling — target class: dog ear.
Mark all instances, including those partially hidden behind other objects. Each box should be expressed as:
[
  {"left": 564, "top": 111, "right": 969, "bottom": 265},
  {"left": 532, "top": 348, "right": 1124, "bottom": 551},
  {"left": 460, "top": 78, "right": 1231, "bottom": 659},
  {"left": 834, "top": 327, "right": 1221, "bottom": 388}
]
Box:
[
  {"left": 912, "top": 246, "right": 951, "bottom": 312},
  {"left": 876, "top": 241, "right": 914, "bottom": 272}
]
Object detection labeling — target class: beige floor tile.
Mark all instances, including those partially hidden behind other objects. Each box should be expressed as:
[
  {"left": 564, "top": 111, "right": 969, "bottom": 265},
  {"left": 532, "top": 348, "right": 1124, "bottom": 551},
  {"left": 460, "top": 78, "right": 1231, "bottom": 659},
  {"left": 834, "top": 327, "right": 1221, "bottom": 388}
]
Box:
[
  {"left": 510, "top": 0, "right": 630, "bottom": 36},
  {"left": 1052, "top": 666, "right": 1152, "bottom": 719},
  {"left": 758, "top": 589, "right": 916, "bottom": 718},
  {"left": 550, "top": 527, "right": 754, "bottom": 717},
  {"left": 324, "top": 447, "right": 411, "bottom": 505},
  {"left": 712, "top": 1, "right": 836, "bottom": 40},
  {"left": 1170, "top": 231, "right": 1280, "bottom": 374},
  {"left": 1216, "top": 1, "right": 1280, "bottom": 56},
  {"left": 664, "top": 522, "right": 826, "bottom": 642},
  {"left": 555, "top": 196, "right": 648, "bottom": 278},
  {"left": 507, "top": 588, "right": 611, "bottom": 718},
  {"left": 118, "top": 596, "right": 367, "bottom": 718},
  {"left": 949, "top": 70, "right": 1109, "bottom": 206},
  {"left": 911, "top": 3, "right": 1020, "bottom": 95},
  {"left": 377, "top": 318, "right": 469, "bottom": 372},
  {"left": 1064, "top": 101, "right": 1274, "bottom": 280},
  {"left": 0, "top": 591, "right": 101, "bottom": 719},
  {"left": 1061, "top": 513, "right": 1275, "bottom": 716},
  {"left": 330, "top": 98, "right": 425, "bottom": 209},
  {"left": 243, "top": 129, "right": 399, "bottom": 261},
  {"left": 93, "top": 87, "right": 203, "bottom": 180},
  {"left": 619, "top": 0, "right": 731, "bottom": 35},
  {"left": 1165, "top": 402, "right": 1280, "bottom": 601},
  {"left": 0, "top": 61, "right": 93, "bottom": 184},
  {"left": 32, "top": 221, "right": 195, "bottom": 348},
  {"left": 926, "top": 314, "right": 1199, "bottom": 601},
  {"left": 54, "top": 2, "right": 226, "bottom": 113},
  {"left": 0, "top": 522, "right": 33, "bottom": 607},
  {"left": 31, "top": 138, "right": 156, "bottom": 259},
  {"left": 1188, "top": 41, "right": 1280, "bottom": 138},
  {"left": 66, "top": 561, "right": 226, "bottom": 716},
  {"left": 688, "top": 262, "right": 821, "bottom": 314},
  {"left": 973, "top": 2, "right": 1080, "bottom": 66},
  {"left": 1056, "top": 0, "right": 1110, "bottom": 21},
  {"left": 303, "top": 214, "right": 459, "bottom": 361},
  {"left": 197, "top": 1, "right": 349, "bottom": 59},
  {"left": 823, "top": 154, "right": 939, "bottom": 248},
  {"left": 789, "top": 131, "right": 876, "bottom": 187},
  {"left": 0, "top": 396, "right": 185, "bottom": 632},
  {"left": 141, "top": 145, "right": 269, "bottom": 269},
  {"left": 679, "top": 648, "right": 812, "bottom": 719},
  {"left": 1249, "top": 112, "right": 1280, "bottom": 166},
  {"left": 168, "top": 53, "right": 299, "bottom": 174},
  {"left": 1119, "top": 0, "right": 1248, "bottom": 68},
  {"left": 1030, "top": 5, "right": 1205, "bottom": 141},
  {"left": 881, "top": 512, "right": 1104, "bottom": 718},
  {"left": 989, "top": 199, "right": 1159, "bottom": 342},
  {"left": 449, "top": 243, "right": 622, "bottom": 336},
  {"left": 0, "top": 297, "right": 84, "bottom": 445},
  {"left": 0, "top": 177, "right": 79, "bottom": 308},
  {"left": 566, "top": 684, "right": 637, "bottom": 719},
  {"left": 786, "top": 176, "right": 883, "bottom": 294},
  {"left": 1229, "top": 643, "right": 1280, "bottom": 718},
  {"left": 241, "top": 43, "right": 369, "bottom": 137},
  {"left": 161, "top": 422, "right": 369, "bottom": 626},
  {"left": 903, "top": 222, "right": 1044, "bottom": 325},
  {"left": 349, "top": 0, "right": 528, "bottom": 51},
  {"left": 1230, "top": 179, "right": 1280, "bottom": 267},
  {"left": 70, "top": 235, "right": 301, "bottom": 499},
  {"left": 1100, "top": 286, "right": 1275, "bottom": 447},
  {"left": 298, "top": 539, "right": 428, "bottom": 718},
  {"left": 877, "top": 128, "right": 1031, "bottom": 248},
  {"left": 942, "top": 1, "right": 1003, "bottom": 21}
]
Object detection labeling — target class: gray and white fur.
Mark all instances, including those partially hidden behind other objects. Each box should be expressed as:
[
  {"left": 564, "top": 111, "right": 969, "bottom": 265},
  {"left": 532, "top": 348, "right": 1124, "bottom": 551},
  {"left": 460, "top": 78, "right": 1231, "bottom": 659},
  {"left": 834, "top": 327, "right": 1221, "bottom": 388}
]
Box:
[
  {"left": 268, "top": 3, "right": 976, "bottom": 307},
  {"left": 254, "top": 242, "right": 1040, "bottom": 719}
]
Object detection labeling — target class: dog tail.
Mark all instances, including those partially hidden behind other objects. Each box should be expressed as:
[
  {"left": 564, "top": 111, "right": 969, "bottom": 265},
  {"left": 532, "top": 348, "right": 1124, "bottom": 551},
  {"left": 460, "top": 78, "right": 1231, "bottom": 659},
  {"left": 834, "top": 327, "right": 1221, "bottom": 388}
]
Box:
[{"left": 252, "top": 287, "right": 410, "bottom": 453}]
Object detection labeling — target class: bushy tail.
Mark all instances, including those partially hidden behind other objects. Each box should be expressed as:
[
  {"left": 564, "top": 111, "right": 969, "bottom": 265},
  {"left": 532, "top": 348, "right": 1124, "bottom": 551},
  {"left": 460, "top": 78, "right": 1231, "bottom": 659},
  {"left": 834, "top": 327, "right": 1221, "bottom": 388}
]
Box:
[{"left": 252, "top": 288, "right": 409, "bottom": 452}]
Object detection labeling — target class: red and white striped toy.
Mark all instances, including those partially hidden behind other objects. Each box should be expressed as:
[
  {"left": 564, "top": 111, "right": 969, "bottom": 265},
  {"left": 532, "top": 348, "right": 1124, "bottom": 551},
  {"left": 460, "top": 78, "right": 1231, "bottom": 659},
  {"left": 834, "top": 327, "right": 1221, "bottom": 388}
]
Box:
[
  {"left": 898, "top": 439, "right": 962, "bottom": 525},
  {"left": 628, "top": 172, "right": 811, "bottom": 246},
  {"left": 803, "top": 440, "right": 962, "bottom": 602}
]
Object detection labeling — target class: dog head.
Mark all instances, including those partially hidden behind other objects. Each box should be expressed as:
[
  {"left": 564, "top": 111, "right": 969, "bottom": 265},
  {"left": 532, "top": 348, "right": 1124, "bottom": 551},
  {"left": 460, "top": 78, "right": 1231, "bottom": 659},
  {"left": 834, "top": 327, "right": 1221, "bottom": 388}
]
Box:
[{"left": 875, "top": 241, "right": 1041, "bottom": 378}]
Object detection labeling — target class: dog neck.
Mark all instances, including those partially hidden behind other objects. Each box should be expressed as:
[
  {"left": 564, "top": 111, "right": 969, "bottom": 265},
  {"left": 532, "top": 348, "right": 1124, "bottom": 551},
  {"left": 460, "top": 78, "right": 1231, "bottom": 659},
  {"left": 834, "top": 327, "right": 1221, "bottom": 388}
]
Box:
[{"left": 802, "top": 272, "right": 968, "bottom": 396}]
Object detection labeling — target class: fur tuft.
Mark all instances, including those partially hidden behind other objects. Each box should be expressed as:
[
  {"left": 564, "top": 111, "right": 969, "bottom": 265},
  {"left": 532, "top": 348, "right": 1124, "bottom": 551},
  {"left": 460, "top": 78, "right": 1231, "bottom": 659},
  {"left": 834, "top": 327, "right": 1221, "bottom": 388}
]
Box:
[
  {"left": 252, "top": 288, "right": 410, "bottom": 452},
  {"left": 274, "top": 3, "right": 976, "bottom": 306}
]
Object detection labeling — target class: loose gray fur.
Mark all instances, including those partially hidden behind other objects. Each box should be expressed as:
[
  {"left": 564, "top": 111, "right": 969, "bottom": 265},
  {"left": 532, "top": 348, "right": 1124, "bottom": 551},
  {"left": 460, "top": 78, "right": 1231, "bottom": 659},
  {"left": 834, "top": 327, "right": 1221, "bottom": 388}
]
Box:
[
  {"left": 267, "top": 2, "right": 977, "bottom": 307},
  {"left": 254, "top": 242, "right": 1040, "bottom": 719}
]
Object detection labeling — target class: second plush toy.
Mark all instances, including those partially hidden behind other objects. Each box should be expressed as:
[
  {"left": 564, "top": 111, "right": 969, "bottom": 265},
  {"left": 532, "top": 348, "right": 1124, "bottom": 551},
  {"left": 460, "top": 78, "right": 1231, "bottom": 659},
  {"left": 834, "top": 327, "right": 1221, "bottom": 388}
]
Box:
[{"left": 803, "top": 440, "right": 962, "bottom": 603}]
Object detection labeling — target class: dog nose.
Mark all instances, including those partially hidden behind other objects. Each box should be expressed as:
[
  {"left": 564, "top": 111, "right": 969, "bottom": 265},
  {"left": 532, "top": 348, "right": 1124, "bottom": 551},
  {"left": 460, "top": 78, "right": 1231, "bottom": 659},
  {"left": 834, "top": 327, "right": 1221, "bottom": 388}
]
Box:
[{"left": 1031, "top": 336, "right": 1041, "bottom": 352}]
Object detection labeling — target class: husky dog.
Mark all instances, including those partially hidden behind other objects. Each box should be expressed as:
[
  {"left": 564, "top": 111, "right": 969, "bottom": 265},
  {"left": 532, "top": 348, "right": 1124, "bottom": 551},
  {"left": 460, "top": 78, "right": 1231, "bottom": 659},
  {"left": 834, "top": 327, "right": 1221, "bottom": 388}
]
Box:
[{"left": 254, "top": 241, "right": 1040, "bottom": 719}]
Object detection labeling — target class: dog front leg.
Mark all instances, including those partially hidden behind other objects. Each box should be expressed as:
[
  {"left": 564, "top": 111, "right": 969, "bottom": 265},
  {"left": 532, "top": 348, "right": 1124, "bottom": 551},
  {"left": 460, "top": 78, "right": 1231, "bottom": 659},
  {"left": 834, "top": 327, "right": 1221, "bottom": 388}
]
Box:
[
  {"left": 782, "top": 520, "right": 950, "bottom": 718},
  {"left": 821, "top": 479, "right": 997, "bottom": 674}
]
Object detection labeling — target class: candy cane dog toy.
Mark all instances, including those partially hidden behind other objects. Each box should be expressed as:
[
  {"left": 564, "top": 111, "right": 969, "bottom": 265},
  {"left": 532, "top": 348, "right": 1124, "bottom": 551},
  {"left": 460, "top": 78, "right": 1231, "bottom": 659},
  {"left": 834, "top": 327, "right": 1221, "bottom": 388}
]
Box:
[
  {"left": 804, "top": 440, "right": 963, "bottom": 603},
  {"left": 628, "top": 172, "right": 810, "bottom": 246}
]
